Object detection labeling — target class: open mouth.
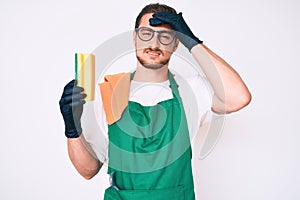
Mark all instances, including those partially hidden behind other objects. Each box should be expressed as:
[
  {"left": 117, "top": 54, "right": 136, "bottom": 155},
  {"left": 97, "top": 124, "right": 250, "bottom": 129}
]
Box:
[{"left": 145, "top": 50, "right": 162, "bottom": 57}]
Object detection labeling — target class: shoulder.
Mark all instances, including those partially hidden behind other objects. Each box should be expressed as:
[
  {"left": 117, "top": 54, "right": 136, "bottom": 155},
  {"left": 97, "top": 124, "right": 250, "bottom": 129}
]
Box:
[
  {"left": 175, "top": 74, "right": 212, "bottom": 90},
  {"left": 174, "top": 73, "right": 214, "bottom": 125},
  {"left": 174, "top": 74, "right": 213, "bottom": 100}
]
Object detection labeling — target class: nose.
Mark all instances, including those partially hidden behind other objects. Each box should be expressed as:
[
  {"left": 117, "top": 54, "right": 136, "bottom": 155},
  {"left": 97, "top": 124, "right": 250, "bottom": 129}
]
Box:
[{"left": 149, "top": 32, "right": 161, "bottom": 49}]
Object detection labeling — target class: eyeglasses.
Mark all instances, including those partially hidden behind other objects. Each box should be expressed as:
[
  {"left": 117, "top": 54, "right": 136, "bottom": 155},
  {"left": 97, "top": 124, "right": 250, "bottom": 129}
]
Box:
[{"left": 136, "top": 27, "right": 176, "bottom": 45}]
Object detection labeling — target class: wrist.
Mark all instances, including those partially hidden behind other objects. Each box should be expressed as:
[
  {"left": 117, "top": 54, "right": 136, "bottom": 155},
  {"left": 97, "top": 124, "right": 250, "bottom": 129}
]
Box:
[
  {"left": 185, "top": 37, "right": 203, "bottom": 52},
  {"left": 65, "top": 127, "right": 82, "bottom": 138}
]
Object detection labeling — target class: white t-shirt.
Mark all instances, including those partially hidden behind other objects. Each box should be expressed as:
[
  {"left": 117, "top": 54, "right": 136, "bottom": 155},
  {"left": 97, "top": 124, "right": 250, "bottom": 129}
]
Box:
[{"left": 81, "top": 74, "right": 213, "bottom": 163}]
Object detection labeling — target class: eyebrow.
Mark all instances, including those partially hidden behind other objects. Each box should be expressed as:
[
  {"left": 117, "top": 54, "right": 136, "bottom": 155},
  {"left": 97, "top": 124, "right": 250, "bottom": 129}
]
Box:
[{"left": 139, "top": 27, "right": 175, "bottom": 33}]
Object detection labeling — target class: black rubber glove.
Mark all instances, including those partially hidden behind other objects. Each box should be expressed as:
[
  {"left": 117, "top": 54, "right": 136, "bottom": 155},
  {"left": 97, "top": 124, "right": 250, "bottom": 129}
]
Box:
[
  {"left": 149, "top": 12, "right": 203, "bottom": 51},
  {"left": 59, "top": 80, "right": 86, "bottom": 138}
]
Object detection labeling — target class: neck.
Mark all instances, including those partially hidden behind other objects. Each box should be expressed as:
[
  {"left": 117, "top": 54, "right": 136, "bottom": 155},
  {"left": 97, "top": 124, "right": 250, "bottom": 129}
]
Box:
[{"left": 133, "top": 64, "right": 169, "bottom": 82}]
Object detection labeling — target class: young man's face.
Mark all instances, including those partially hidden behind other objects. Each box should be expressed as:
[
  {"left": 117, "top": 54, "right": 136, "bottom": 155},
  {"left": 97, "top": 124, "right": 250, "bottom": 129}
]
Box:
[{"left": 134, "top": 13, "right": 178, "bottom": 70}]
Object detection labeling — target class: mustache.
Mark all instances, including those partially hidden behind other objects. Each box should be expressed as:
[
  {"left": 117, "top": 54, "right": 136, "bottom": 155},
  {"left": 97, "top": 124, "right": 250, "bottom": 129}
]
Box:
[{"left": 143, "top": 48, "right": 164, "bottom": 55}]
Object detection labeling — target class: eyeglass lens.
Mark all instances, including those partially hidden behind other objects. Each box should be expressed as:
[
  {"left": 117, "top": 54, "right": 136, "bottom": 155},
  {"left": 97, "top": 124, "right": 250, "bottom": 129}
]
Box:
[{"left": 137, "top": 27, "right": 175, "bottom": 45}]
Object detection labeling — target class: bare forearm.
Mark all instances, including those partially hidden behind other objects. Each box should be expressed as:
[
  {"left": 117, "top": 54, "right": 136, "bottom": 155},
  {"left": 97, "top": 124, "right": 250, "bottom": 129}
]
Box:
[
  {"left": 191, "top": 43, "right": 251, "bottom": 113},
  {"left": 67, "top": 134, "right": 102, "bottom": 179}
]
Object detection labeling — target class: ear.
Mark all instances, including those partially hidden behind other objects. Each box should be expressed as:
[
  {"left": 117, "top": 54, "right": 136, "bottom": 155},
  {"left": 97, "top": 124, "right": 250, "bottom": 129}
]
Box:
[
  {"left": 173, "top": 38, "right": 180, "bottom": 52},
  {"left": 132, "top": 30, "right": 137, "bottom": 47}
]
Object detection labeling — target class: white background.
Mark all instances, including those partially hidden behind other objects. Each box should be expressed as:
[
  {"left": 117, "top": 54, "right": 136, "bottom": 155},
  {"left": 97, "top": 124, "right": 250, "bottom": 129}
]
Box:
[{"left": 1, "top": 0, "right": 299, "bottom": 199}]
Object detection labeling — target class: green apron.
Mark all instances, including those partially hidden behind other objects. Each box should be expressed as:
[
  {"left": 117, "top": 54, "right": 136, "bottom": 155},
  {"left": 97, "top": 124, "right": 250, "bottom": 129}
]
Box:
[{"left": 104, "top": 71, "right": 195, "bottom": 200}]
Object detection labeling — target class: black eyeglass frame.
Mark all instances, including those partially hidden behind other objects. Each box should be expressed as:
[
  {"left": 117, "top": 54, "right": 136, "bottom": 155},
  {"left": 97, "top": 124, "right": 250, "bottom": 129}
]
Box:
[{"left": 135, "top": 27, "right": 177, "bottom": 45}]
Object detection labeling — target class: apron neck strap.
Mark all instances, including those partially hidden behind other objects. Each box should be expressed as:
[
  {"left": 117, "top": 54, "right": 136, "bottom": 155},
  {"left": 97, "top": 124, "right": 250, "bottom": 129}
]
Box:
[{"left": 168, "top": 71, "right": 181, "bottom": 99}]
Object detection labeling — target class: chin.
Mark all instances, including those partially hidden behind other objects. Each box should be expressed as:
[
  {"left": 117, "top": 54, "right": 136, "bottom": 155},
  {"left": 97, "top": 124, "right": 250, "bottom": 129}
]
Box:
[
  {"left": 142, "top": 63, "right": 165, "bottom": 70},
  {"left": 137, "top": 56, "right": 170, "bottom": 70}
]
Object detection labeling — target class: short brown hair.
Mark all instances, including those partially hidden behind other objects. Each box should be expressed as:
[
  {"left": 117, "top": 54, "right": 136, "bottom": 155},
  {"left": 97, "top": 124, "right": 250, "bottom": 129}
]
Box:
[{"left": 135, "top": 3, "right": 177, "bottom": 28}]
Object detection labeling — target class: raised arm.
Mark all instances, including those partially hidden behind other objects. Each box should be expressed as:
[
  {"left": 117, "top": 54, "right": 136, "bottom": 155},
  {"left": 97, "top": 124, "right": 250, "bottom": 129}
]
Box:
[
  {"left": 191, "top": 43, "right": 251, "bottom": 113},
  {"left": 150, "top": 12, "right": 251, "bottom": 113}
]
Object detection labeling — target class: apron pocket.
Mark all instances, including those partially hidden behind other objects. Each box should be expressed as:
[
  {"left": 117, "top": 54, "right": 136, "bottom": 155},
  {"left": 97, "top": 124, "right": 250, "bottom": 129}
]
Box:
[{"left": 104, "top": 185, "right": 185, "bottom": 200}]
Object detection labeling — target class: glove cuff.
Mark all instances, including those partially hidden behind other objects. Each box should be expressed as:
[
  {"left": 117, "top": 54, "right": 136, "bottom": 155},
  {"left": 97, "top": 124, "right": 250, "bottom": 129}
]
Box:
[
  {"left": 65, "top": 127, "right": 82, "bottom": 138},
  {"left": 177, "top": 32, "right": 203, "bottom": 51},
  {"left": 186, "top": 36, "right": 203, "bottom": 51}
]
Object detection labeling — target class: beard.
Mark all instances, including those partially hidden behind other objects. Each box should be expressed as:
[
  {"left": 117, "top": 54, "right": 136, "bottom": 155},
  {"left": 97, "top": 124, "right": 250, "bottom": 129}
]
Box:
[{"left": 136, "top": 48, "right": 171, "bottom": 70}]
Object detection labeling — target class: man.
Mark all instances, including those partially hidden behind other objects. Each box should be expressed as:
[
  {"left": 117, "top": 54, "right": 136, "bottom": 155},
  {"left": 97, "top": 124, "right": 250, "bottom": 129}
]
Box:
[{"left": 59, "top": 3, "right": 251, "bottom": 200}]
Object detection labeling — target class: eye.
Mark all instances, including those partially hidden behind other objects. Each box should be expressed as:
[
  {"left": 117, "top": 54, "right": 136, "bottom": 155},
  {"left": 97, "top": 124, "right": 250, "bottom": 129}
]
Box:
[
  {"left": 160, "top": 32, "right": 174, "bottom": 41},
  {"left": 142, "top": 32, "right": 152, "bottom": 36},
  {"left": 139, "top": 28, "right": 153, "bottom": 39},
  {"left": 161, "top": 35, "right": 171, "bottom": 40}
]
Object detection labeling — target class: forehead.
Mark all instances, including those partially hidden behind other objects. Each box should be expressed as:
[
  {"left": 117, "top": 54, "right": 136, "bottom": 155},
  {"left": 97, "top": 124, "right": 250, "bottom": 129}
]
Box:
[{"left": 139, "top": 13, "right": 173, "bottom": 30}]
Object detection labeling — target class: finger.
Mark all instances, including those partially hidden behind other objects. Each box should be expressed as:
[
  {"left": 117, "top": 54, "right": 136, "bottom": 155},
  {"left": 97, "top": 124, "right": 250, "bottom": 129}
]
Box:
[
  {"left": 73, "top": 93, "right": 87, "bottom": 100},
  {"left": 60, "top": 99, "right": 85, "bottom": 113},
  {"left": 149, "top": 17, "right": 164, "bottom": 26},
  {"left": 72, "top": 86, "right": 84, "bottom": 93},
  {"left": 154, "top": 12, "right": 182, "bottom": 18},
  {"left": 63, "top": 79, "right": 83, "bottom": 92},
  {"left": 62, "top": 100, "right": 86, "bottom": 110},
  {"left": 152, "top": 12, "right": 175, "bottom": 24},
  {"left": 61, "top": 80, "right": 76, "bottom": 97},
  {"left": 62, "top": 93, "right": 87, "bottom": 104},
  {"left": 69, "top": 100, "right": 86, "bottom": 107},
  {"left": 62, "top": 86, "right": 84, "bottom": 97},
  {"left": 64, "top": 79, "right": 76, "bottom": 90}
]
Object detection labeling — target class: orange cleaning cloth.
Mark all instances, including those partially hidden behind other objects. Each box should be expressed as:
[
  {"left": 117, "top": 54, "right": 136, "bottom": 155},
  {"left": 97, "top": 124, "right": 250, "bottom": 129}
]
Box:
[{"left": 99, "top": 72, "right": 131, "bottom": 125}]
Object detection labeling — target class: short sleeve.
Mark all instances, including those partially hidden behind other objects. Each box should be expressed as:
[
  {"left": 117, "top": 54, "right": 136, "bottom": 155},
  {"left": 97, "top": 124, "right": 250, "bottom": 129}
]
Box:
[
  {"left": 175, "top": 74, "right": 213, "bottom": 142},
  {"left": 187, "top": 74, "right": 214, "bottom": 126}
]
